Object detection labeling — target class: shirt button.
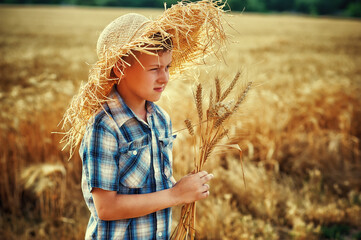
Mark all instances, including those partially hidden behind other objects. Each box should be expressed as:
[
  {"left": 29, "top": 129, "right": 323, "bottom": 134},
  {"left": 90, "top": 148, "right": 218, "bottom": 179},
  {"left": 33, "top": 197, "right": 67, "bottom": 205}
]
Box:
[
  {"left": 157, "top": 232, "right": 163, "bottom": 237},
  {"left": 132, "top": 150, "right": 137, "bottom": 155}
]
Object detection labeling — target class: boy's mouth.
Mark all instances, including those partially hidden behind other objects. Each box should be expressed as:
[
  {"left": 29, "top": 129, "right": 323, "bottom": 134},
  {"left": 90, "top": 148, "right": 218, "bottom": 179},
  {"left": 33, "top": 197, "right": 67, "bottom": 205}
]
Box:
[{"left": 154, "top": 85, "right": 165, "bottom": 92}]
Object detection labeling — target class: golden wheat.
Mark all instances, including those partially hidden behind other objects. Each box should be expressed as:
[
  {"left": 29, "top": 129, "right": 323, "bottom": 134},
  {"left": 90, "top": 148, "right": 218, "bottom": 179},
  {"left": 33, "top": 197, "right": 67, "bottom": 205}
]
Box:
[
  {"left": 1, "top": 6, "right": 361, "bottom": 240},
  {"left": 184, "top": 119, "right": 195, "bottom": 136},
  {"left": 172, "top": 73, "right": 251, "bottom": 239}
]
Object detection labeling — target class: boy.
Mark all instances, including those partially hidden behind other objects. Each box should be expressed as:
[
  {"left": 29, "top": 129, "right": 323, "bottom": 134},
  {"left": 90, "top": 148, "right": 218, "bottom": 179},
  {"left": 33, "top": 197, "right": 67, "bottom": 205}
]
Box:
[{"left": 62, "top": 1, "right": 226, "bottom": 239}]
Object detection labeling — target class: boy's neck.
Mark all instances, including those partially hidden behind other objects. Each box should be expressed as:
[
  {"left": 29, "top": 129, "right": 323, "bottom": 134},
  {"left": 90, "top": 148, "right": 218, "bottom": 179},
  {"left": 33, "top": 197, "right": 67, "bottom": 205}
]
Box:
[
  {"left": 132, "top": 105, "right": 148, "bottom": 122},
  {"left": 115, "top": 86, "right": 147, "bottom": 122},
  {"left": 123, "top": 99, "right": 148, "bottom": 122}
]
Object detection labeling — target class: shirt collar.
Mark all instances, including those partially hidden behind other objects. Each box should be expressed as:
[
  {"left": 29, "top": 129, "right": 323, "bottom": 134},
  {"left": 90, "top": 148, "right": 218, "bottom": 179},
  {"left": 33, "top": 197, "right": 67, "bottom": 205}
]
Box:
[{"left": 107, "top": 86, "right": 156, "bottom": 127}]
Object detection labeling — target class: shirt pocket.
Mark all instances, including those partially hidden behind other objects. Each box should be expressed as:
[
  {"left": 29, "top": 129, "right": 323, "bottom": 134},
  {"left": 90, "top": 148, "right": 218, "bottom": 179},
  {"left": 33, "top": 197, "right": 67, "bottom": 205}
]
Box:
[
  {"left": 118, "top": 135, "right": 150, "bottom": 189},
  {"left": 158, "top": 135, "right": 176, "bottom": 180}
]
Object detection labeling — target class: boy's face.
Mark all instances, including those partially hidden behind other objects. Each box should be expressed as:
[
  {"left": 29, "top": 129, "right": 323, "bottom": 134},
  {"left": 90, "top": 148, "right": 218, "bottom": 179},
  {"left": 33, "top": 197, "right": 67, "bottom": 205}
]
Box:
[{"left": 116, "top": 50, "right": 172, "bottom": 107}]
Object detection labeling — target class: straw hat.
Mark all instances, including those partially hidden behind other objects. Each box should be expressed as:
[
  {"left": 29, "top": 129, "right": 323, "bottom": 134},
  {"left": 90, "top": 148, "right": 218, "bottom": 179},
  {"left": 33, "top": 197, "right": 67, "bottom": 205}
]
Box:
[{"left": 61, "top": 0, "right": 227, "bottom": 158}]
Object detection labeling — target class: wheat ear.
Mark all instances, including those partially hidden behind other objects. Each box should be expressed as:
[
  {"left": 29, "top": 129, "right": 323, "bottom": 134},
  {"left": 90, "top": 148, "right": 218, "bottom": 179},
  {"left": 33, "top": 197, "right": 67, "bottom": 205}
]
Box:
[
  {"left": 184, "top": 119, "right": 195, "bottom": 136},
  {"left": 215, "top": 76, "right": 221, "bottom": 102},
  {"left": 202, "top": 129, "right": 229, "bottom": 164},
  {"left": 196, "top": 84, "right": 203, "bottom": 122},
  {"left": 220, "top": 71, "right": 241, "bottom": 102},
  {"left": 232, "top": 81, "right": 252, "bottom": 112}
]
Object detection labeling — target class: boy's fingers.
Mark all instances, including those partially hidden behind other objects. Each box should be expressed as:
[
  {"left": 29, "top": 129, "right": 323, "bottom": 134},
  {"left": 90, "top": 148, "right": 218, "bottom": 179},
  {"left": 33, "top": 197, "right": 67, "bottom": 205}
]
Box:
[
  {"left": 200, "top": 173, "right": 214, "bottom": 184},
  {"left": 202, "top": 191, "right": 210, "bottom": 198},
  {"left": 202, "top": 184, "right": 210, "bottom": 192},
  {"left": 197, "top": 171, "right": 208, "bottom": 178}
]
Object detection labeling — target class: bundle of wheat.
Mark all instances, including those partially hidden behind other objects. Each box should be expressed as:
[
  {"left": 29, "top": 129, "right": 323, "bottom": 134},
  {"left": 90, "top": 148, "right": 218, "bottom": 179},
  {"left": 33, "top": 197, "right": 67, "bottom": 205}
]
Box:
[{"left": 171, "top": 72, "right": 252, "bottom": 239}]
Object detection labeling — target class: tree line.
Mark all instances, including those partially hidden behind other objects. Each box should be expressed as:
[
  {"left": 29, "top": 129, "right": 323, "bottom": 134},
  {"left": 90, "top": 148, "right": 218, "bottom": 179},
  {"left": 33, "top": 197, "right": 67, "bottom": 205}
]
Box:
[{"left": 1, "top": 0, "right": 360, "bottom": 18}]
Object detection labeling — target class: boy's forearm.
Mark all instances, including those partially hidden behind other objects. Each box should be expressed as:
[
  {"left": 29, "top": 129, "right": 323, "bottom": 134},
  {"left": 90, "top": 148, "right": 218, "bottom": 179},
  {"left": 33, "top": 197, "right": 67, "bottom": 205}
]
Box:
[
  {"left": 92, "top": 171, "right": 213, "bottom": 221},
  {"left": 92, "top": 187, "right": 181, "bottom": 221}
]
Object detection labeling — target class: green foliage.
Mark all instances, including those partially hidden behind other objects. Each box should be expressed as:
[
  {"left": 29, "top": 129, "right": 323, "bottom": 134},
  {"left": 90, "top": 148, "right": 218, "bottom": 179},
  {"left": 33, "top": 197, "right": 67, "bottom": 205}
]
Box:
[
  {"left": 77, "top": 0, "right": 96, "bottom": 6},
  {"left": 321, "top": 225, "right": 350, "bottom": 239},
  {"left": 353, "top": 231, "right": 361, "bottom": 240},
  {"left": 245, "top": 0, "right": 267, "bottom": 12},
  {"left": 345, "top": 2, "right": 361, "bottom": 18},
  {"left": 264, "top": 0, "right": 295, "bottom": 11},
  {"left": 295, "top": 0, "right": 319, "bottom": 15}
]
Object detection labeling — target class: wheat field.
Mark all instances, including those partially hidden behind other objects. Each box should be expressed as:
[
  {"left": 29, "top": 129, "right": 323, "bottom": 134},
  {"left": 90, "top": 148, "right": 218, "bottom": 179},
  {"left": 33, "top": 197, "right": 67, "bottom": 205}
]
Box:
[{"left": 0, "top": 5, "right": 360, "bottom": 240}]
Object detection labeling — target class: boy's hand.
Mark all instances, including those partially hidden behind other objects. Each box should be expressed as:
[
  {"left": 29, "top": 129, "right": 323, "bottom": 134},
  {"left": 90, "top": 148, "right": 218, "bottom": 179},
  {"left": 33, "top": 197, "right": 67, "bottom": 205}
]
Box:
[{"left": 171, "top": 171, "right": 214, "bottom": 205}]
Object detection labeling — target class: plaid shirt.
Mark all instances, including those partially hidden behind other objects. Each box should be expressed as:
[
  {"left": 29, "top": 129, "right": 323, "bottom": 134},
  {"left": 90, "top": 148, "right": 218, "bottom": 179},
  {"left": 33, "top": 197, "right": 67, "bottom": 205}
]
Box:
[{"left": 80, "top": 87, "right": 175, "bottom": 240}]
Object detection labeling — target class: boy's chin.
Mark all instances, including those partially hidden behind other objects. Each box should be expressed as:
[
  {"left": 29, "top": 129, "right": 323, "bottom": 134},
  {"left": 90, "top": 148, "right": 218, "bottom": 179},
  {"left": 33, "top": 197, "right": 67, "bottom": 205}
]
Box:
[
  {"left": 149, "top": 93, "right": 164, "bottom": 102},
  {"left": 147, "top": 96, "right": 161, "bottom": 103}
]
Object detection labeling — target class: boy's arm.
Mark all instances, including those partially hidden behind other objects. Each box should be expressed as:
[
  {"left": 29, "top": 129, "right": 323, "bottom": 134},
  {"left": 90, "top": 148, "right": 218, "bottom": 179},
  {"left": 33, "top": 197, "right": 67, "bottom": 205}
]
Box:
[{"left": 92, "top": 171, "right": 213, "bottom": 221}]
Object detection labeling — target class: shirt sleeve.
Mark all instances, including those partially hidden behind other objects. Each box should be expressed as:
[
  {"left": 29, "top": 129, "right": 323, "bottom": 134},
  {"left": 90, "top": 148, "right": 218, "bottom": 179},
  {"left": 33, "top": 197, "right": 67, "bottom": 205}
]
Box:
[{"left": 82, "top": 122, "right": 119, "bottom": 192}]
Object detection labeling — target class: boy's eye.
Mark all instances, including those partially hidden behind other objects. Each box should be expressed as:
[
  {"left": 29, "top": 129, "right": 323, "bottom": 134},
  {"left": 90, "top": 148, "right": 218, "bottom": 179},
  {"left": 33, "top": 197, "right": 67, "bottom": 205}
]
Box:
[{"left": 149, "top": 65, "right": 171, "bottom": 71}]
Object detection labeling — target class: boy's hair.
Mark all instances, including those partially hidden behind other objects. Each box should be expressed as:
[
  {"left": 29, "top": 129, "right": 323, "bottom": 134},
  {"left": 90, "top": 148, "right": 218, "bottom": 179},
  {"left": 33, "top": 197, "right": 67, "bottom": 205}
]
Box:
[
  {"left": 61, "top": 0, "right": 227, "bottom": 159},
  {"left": 110, "top": 32, "right": 173, "bottom": 79},
  {"left": 148, "top": 32, "right": 173, "bottom": 51}
]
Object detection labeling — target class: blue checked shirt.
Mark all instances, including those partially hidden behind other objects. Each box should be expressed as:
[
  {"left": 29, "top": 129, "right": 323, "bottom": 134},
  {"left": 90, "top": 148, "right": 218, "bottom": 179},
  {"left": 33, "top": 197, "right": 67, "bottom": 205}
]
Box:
[{"left": 80, "top": 86, "right": 175, "bottom": 240}]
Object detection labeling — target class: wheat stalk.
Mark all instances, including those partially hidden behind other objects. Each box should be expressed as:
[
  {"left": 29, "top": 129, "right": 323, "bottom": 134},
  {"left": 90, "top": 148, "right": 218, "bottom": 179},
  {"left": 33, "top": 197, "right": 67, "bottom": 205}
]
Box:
[{"left": 171, "top": 72, "right": 252, "bottom": 239}]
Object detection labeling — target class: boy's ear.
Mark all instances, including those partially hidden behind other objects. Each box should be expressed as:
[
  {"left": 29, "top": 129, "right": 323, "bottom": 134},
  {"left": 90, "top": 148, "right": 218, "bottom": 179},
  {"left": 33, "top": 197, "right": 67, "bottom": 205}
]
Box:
[{"left": 113, "top": 62, "right": 124, "bottom": 79}]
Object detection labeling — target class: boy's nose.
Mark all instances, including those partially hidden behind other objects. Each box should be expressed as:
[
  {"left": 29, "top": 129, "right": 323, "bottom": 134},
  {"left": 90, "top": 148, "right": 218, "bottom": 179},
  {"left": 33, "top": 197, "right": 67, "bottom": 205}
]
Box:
[{"left": 158, "top": 69, "right": 169, "bottom": 83}]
